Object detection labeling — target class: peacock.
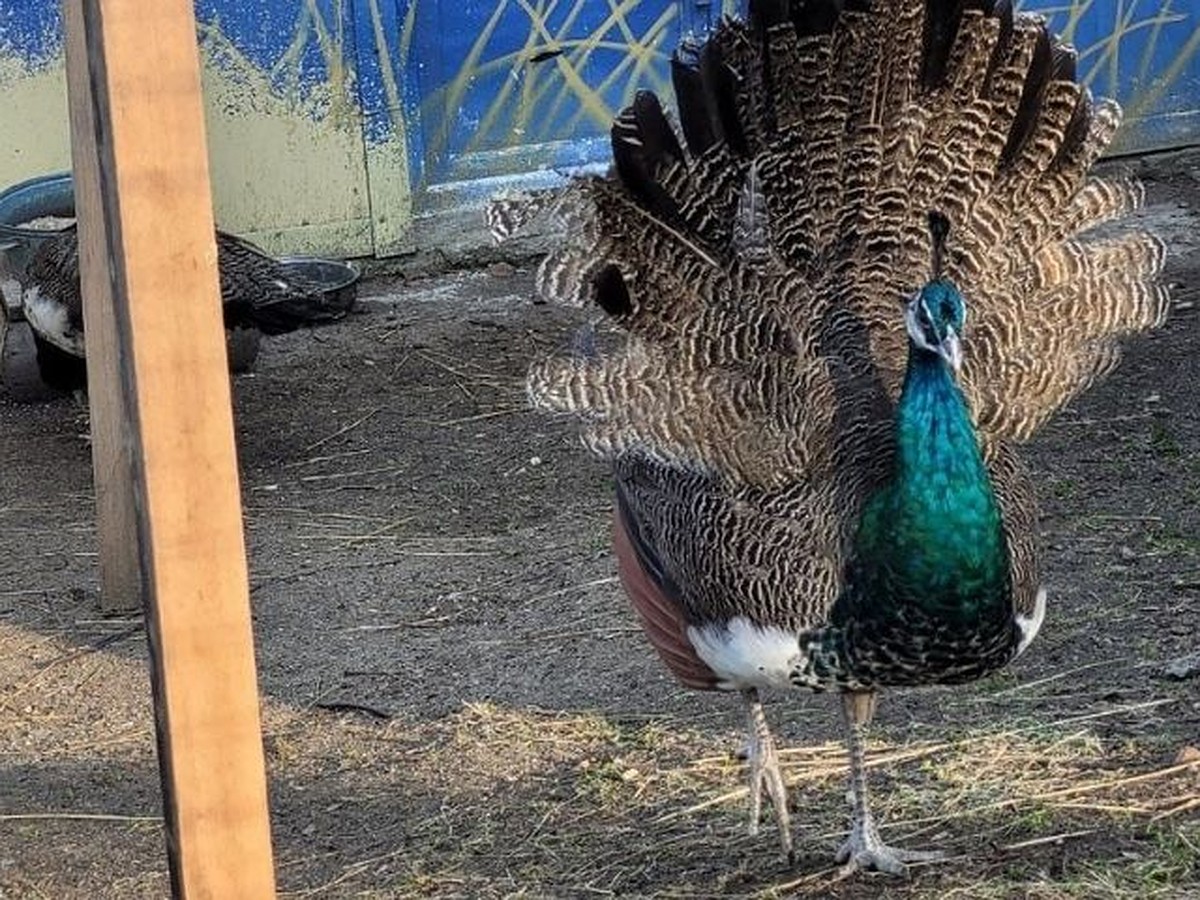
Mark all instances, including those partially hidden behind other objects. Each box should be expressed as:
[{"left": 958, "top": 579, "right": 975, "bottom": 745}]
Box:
[
  {"left": 490, "top": 0, "right": 1169, "bottom": 875},
  {"left": 19, "top": 224, "right": 349, "bottom": 393}
]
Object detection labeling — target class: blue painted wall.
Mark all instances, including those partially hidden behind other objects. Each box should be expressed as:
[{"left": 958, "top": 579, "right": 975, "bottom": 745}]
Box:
[
  {"left": 392, "top": 0, "right": 1200, "bottom": 195},
  {"left": 0, "top": 0, "right": 1196, "bottom": 254},
  {"left": 388, "top": 0, "right": 1200, "bottom": 192},
  {"left": 1037, "top": 0, "right": 1200, "bottom": 151},
  {"left": 396, "top": 0, "right": 688, "bottom": 188}
]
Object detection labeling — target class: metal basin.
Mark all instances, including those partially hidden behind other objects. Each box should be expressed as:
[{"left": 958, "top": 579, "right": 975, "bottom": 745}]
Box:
[
  {"left": 0, "top": 173, "right": 76, "bottom": 320},
  {"left": 277, "top": 256, "right": 360, "bottom": 316}
]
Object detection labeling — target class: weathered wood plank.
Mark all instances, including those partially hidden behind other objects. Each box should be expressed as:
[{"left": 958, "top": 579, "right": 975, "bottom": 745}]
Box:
[
  {"left": 61, "top": 0, "right": 277, "bottom": 895},
  {"left": 61, "top": 0, "right": 139, "bottom": 615}
]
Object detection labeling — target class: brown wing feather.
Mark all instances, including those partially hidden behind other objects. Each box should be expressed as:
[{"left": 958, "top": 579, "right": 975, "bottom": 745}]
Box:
[{"left": 613, "top": 506, "right": 719, "bottom": 691}]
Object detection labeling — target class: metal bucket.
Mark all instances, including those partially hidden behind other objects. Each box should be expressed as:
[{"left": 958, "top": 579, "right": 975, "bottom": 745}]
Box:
[{"left": 0, "top": 172, "right": 76, "bottom": 323}]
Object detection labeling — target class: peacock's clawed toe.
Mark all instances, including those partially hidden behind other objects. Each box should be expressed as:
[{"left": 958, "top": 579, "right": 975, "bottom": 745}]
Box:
[
  {"left": 745, "top": 730, "right": 791, "bottom": 843},
  {"left": 742, "top": 689, "right": 794, "bottom": 863},
  {"left": 834, "top": 816, "right": 944, "bottom": 876}
]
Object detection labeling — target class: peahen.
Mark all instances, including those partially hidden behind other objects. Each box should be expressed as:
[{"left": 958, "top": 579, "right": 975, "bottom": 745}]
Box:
[
  {"left": 19, "top": 224, "right": 349, "bottom": 392},
  {"left": 491, "top": 0, "right": 1169, "bottom": 874}
]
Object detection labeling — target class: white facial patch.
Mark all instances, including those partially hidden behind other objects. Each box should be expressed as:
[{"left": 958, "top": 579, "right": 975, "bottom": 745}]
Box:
[
  {"left": 904, "top": 292, "right": 937, "bottom": 353},
  {"left": 23, "top": 287, "right": 85, "bottom": 357},
  {"left": 687, "top": 617, "right": 803, "bottom": 691},
  {"left": 905, "top": 290, "right": 963, "bottom": 370}
]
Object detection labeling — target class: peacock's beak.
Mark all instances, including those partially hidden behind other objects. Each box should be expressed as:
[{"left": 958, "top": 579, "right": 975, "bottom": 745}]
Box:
[{"left": 939, "top": 329, "right": 963, "bottom": 373}]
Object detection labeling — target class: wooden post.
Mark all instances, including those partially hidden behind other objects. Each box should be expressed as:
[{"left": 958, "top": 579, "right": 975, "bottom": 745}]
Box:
[
  {"left": 62, "top": 1, "right": 277, "bottom": 896},
  {"left": 65, "top": 17, "right": 140, "bottom": 618}
]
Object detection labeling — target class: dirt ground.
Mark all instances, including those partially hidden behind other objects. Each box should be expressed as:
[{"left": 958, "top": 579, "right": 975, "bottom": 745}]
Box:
[{"left": 2, "top": 153, "right": 1200, "bottom": 899}]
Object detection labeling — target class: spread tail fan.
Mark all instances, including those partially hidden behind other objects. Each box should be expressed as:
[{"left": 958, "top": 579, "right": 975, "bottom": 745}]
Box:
[{"left": 493, "top": 0, "right": 1167, "bottom": 474}]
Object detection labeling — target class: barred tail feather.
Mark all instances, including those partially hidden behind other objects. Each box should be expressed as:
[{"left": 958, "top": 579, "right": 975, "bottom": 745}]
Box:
[{"left": 490, "top": 0, "right": 1169, "bottom": 477}]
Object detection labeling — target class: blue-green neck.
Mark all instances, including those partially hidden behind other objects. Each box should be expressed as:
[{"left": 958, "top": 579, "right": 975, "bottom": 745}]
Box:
[
  {"left": 848, "top": 343, "right": 1009, "bottom": 623},
  {"left": 894, "top": 348, "right": 991, "bottom": 500},
  {"left": 794, "top": 308, "right": 1021, "bottom": 690}
]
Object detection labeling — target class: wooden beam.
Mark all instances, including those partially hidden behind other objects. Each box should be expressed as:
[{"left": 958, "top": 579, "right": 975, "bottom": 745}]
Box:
[
  {"left": 64, "top": 11, "right": 140, "bottom": 617},
  {"left": 62, "top": 1, "right": 277, "bottom": 896}
]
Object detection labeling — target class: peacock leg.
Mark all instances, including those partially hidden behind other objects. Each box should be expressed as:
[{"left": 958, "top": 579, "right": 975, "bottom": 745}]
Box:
[
  {"left": 742, "top": 688, "right": 794, "bottom": 863},
  {"left": 835, "top": 690, "right": 944, "bottom": 875},
  {"left": 71, "top": 390, "right": 91, "bottom": 444}
]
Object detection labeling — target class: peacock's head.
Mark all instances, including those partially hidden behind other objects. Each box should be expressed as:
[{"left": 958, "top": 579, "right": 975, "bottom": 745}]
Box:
[{"left": 905, "top": 279, "right": 965, "bottom": 373}]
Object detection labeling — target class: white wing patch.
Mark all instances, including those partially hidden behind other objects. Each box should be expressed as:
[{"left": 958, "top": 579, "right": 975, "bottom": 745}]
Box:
[
  {"left": 23, "top": 287, "right": 85, "bottom": 357},
  {"left": 687, "top": 617, "right": 803, "bottom": 691},
  {"left": 1014, "top": 587, "right": 1047, "bottom": 657}
]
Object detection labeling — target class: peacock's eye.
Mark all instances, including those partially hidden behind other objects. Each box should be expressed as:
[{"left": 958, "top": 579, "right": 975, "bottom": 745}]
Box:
[{"left": 921, "top": 317, "right": 939, "bottom": 344}]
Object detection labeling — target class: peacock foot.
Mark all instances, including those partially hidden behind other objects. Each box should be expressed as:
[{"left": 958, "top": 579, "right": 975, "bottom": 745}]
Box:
[
  {"left": 834, "top": 815, "right": 944, "bottom": 876},
  {"left": 742, "top": 689, "right": 794, "bottom": 864}
]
